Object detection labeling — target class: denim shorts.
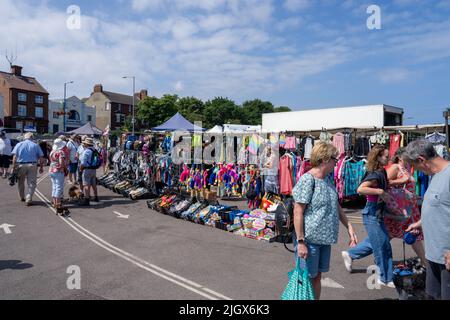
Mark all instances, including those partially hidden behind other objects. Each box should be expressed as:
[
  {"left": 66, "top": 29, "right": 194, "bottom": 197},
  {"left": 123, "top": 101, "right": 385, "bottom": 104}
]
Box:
[
  {"left": 294, "top": 236, "right": 331, "bottom": 278},
  {"left": 82, "top": 169, "right": 97, "bottom": 186},
  {"left": 69, "top": 163, "right": 78, "bottom": 174},
  {"left": 50, "top": 172, "right": 65, "bottom": 198}
]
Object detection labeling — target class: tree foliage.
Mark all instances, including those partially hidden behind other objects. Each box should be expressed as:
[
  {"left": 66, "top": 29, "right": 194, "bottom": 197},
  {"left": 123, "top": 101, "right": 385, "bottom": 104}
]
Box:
[{"left": 135, "top": 94, "right": 292, "bottom": 129}]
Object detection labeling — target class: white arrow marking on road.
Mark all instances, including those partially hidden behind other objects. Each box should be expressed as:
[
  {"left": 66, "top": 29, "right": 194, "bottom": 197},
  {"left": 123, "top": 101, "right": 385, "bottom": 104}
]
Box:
[
  {"left": 321, "top": 278, "right": 345, "bottom": 289},
  {"left": 0, "top": 223, "right": 15, "bottom": 234},
  {"left": 113, "top": 211, "right": 129, "bottom": 219}
]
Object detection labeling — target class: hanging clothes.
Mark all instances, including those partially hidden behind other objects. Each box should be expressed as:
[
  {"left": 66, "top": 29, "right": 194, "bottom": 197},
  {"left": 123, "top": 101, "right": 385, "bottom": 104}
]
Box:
[
  {"left": 334, "top": 155, "right": 347, "bottom": 202},
  {"left": 248, "top": 134, "right": 263, "bottom": 155},
  {"left": 279, "top": 154, "right": 294, "bottom": 195},
  {"left": 284, "top": 136, "right": 296, "bottom": 150},
  {"left": 302, "top": 137, "right": 314, "bottom": 159},
  {"left": 400, "top": 132, "right": 405, "bottom": 147},
  {"left": 389, "top": 134, "right": 401, "bottom": 158},
  {"left": 355, "top": 137, "right": 370, "bottom": 156},
  {"left": 344, "top": 160, "right": 366, "bottom": 197},
  {"left": 332, "top": 132, "right": 345, "bottom": 156},
  {"left": 192, "top": 134, "right": 202, "bottom": 148},
  {"left": 319, "top": 131, "right": 332, "bottom": 143},
  {"left": 344, "top": 132, "right": 353, "bottom": 152}
]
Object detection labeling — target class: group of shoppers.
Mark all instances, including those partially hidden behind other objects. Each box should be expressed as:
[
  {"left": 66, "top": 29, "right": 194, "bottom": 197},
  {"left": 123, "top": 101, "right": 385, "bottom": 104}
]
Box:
[
  {"left": 293, "top": 140, "right": 449, "bottom": 300},
  {"left": 4, "top": 132, "right": 102, "bottom": 212}
]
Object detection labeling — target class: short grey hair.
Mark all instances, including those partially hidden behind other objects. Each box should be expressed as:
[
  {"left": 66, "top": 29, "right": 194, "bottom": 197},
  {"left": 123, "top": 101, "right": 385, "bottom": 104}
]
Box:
[{"left": 403, "top": 140, "right": 438, "bottom": 162}]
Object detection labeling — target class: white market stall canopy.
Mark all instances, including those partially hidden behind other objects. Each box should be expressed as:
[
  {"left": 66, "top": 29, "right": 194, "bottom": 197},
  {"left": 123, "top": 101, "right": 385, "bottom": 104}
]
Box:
[{"left": 262, "top": 105, "right": 404, "bottom": 132}]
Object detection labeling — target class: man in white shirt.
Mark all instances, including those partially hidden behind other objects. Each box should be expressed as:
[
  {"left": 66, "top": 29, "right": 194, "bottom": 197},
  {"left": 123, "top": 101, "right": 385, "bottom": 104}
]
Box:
[
  {"left": 66, "top": 134, "right": 80, "bottom": 184},
  {"left": 76, "top": 136, "right": 87, "bottom": 188},
  {"left": 0, "top": 131, "right": 12, "bottom": 178}
]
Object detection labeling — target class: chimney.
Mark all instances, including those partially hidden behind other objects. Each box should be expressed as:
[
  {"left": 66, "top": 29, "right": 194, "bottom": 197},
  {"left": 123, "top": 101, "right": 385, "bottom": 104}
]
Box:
[
  {"left": 139, "top": 89, "right": 148, "bottom": 100},
  {"left": 94, "top": 84, "right": 103, "bottom": 93},
  {"left": 11, "top": 65, "right": 22, "bottom": 77}
]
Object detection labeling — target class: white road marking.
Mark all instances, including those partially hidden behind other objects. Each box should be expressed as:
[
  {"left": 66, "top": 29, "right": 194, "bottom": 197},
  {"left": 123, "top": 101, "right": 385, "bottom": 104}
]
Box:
[
  {"left": 34, "top": 188, "right": 232, "bottom": 300},
  {"left": 0, "top": 223, "right": 15, "bottom": 234},
  {"left": 113, "top": 211, "right": 129, "bottom": 219},
  {"left": 37, "top": 173, "right": 49, "bottom": 185},
  {"left": 321, "top": 277, "right": 345, "bottom": 289}
]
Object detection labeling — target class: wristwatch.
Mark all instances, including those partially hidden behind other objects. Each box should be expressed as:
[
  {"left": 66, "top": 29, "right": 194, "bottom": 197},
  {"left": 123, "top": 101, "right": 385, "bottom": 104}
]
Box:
[{"left": 297, "top": 238, "right": 305, "bottom": 244}]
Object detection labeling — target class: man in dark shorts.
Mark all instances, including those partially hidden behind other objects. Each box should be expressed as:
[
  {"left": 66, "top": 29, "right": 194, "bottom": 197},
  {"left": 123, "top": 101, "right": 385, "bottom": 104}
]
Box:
[{"left": 0, "top": 131, "right": 12, "bottom": 178}]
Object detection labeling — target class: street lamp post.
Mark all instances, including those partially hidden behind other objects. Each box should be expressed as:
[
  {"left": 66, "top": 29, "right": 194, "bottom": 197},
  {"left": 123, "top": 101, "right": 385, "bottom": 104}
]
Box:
[
  {"left": 122, "top": 76, "right": 136, "bottom": 136},
  {"left": 63, "top": 81, "right": 74, "bottom": 133}
]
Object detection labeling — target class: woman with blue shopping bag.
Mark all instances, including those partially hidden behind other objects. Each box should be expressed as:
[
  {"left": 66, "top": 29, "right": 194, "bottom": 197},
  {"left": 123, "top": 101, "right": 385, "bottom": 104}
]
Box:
[{"left": 283, "top": 142, "right": 358, "bottom": 300}]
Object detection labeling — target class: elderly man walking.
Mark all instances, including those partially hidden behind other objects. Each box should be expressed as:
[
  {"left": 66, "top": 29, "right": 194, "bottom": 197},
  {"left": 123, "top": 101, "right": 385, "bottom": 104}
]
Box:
[
  {"left": 11, "top": 132, "right": 45, "bottom": 206},
  {"left": 404, "top": 140, "right": 450, "bottom": 300},
  {"left": 79, "top": 137, "right": 100, "bottom": 206}
]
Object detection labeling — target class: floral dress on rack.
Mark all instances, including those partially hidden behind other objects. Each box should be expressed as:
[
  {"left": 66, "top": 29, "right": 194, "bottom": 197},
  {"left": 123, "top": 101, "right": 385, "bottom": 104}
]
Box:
[{"left": 384, "top": 166, "right": 424, "bottom": 240}]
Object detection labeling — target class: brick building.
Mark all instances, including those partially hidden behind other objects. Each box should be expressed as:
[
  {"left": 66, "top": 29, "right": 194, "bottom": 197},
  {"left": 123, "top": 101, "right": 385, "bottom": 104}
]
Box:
[
  {"left": 0, "top": 65, "right": 49, "bottom": 133},
  {"left": 83, "top": 84, "right": 147, "bottom": 131}
]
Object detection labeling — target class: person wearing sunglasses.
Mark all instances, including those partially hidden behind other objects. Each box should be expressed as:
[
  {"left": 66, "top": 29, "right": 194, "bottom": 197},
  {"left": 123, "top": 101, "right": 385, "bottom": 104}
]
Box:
[{"left": 293, "top": 142, "right": 358, "bottom": 300}]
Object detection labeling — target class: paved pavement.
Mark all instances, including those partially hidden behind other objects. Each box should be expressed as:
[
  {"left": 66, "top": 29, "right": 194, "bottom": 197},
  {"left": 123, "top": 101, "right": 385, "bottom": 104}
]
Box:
[{"left": 0, "top": 172, "right": 419, "bottom": 300}]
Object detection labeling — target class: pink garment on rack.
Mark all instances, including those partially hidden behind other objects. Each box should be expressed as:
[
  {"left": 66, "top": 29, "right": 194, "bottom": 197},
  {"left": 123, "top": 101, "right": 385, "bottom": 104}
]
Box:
[
  {"left": 334, "top": 155, "right": 346, "bottom": 202},
  {"left": 299, "top": 160, "right": 312, "bottom": 177},
  {"left": 333, "top": 132, "right": 345, "bottom": 156},
  {"left": 279, "top": 155, "right": 294, "bottom": 195},
  {"left": 284, "top": 136, "right": 296, "bottom": 150}
]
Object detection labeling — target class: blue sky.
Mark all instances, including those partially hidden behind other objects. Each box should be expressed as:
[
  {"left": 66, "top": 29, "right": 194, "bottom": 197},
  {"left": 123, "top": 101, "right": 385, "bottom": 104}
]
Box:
[{"left": 1, "top": 0, "right": 449, "bottom": 125}]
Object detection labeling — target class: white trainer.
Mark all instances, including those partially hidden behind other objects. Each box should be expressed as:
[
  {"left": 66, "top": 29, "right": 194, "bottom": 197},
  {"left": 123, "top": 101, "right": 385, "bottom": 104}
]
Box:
[
  {"left": 341, "top": 251, "right": 353, "bottom": 273},
  {"left": 377, "top": 279, "right": 396, "bottom": 289}
]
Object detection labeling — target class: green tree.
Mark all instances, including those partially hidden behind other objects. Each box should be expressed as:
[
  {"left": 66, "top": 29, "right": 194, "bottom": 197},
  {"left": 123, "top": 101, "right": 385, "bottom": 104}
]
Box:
[
  {"left": 274, "top": 106, "right": 292, "bottom": 113},
  {"left": 122, "top": 115, "right": 132, "bottom": 132},
  {"left": 241, "top": 99, "right": 275, "bottom": 125},
  {"left": 203, "top": 97, "right": 241, "bottom": 128},
  {"left": 176, "top": 96, "right": 205, "bottom": 123},
  {"left": 137, "top": 95, "right": 179, "bottom": 128}
]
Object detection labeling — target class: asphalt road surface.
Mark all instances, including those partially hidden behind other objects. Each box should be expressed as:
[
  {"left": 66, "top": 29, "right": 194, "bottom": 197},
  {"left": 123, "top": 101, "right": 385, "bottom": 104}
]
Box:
[{"left": 0, "top": 172, "right": 418, "bottom": 300}]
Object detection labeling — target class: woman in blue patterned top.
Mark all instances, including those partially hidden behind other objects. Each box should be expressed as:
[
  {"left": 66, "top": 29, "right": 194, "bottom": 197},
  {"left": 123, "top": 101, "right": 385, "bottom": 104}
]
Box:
[{"left": 293, "top": 142, "right": 358, "bottom": 300}]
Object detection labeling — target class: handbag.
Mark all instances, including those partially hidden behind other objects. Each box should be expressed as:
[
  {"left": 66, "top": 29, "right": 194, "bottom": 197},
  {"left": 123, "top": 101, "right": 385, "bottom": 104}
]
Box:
[
  {"left": 383, "top": 186, "right": 415, "bottom": 222},
  {"left": 281, "top": 258, "right": 315, "bottom": 300}
]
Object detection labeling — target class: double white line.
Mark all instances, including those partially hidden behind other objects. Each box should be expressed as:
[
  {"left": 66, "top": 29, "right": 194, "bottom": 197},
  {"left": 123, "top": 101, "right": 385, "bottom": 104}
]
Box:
[{"left": 34, "top": 180, "right": 231, "bottom": 300}]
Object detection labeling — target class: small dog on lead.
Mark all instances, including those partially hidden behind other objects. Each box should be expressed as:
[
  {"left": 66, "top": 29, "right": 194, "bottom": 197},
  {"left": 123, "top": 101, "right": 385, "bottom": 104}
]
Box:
[{"left": 68, "top": 186, "right": 84, "bottom": 202}]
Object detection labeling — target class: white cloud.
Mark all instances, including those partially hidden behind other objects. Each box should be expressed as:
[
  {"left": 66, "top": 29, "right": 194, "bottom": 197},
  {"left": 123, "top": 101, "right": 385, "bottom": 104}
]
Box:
[
  {"left": 276, "top": 17, "right": 302, "bottom": 32},
  {"left": 132, "top": 0, "right": 165, "bottom": 11},
  {"left": 378, "top": 69, "right": 413, "bottom": 83},
  {"left": 174, "top": 81, "right": 184, "bottom": 91},
  {"left": 283, "top": 0, "right": 311, "bottom": 11}
]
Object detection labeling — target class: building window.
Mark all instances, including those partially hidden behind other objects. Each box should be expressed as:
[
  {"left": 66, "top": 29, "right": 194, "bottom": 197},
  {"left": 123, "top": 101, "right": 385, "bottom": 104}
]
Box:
[
  {"left": 35, "top": 107, "right": 44, "bottom": 118},
  {"left": 53, "top": 124, "right": 59, "bottom": 133},
  {"left": 18, "top": 105, "right": 27, "bottom": 117},
  {"left": 117, "top": 104, "right": 122, "bottom": 112},
  {"left": 16, "top": 122, "right": 23, "bottom": 130},
  {"left": 53, "top": 112, "right": 59, "bottom": 119},
  {"left": 87, "top": 115, "right": 92, "bottom": 122},
  {"left": 26, "top": 121, "right": 34, "bottom": 128},
  {"left": 68, "top": 110, "right": 80, "bottom": 122},
  {"left": 18, "top": 93, "right": 27, "bottom": 102},
  {"left": 115, "top": 114, "right": 125, "bottom": 123},
  {"left": 106, "top": 102, "right": 111, "bottom": 111},
  {"left": 129, "top": 105, "right": 132, "bottom": 113},
  {"left": 35, "top": 95, "right": 44, "bottom": 104}
]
